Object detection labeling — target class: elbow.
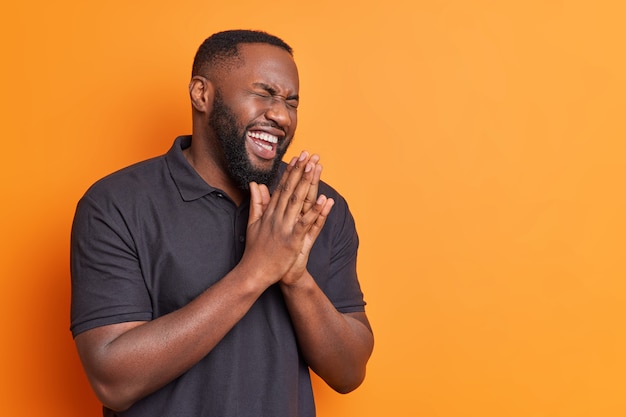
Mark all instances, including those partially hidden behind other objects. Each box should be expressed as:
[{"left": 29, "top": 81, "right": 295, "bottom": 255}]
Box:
[
  {"left": 333, "top": 383, "right": 361, "bottom": 395},
  {"left": 331, "top": 376, "right": 365, "bottom": 394},
  {"left": 89, "top": 379, "right": 138, "bottom": 412},
  {"left": 328, "top": 367, "right": 367, "bottom": 394},
  {"left": 322, "top": 339, "right": 374, "bottom": 394}
]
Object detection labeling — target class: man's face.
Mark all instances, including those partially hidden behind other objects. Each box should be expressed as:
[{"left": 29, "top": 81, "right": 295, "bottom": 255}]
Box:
[
  {"left": 209, "top": 90, "right": 287, "bottom": 189},
  {"left": 209, "top": 43, "right": 299, "bottom": 189}
]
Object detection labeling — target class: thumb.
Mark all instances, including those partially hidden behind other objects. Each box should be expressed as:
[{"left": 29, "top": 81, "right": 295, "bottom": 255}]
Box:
[{"left": 248, "top": 182, "right": 270, "bottom": 226}]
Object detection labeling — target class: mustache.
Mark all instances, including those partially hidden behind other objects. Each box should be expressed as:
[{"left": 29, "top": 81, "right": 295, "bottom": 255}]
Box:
[{"left": 246, "top": 122, "right": 285, "bottom": 135}]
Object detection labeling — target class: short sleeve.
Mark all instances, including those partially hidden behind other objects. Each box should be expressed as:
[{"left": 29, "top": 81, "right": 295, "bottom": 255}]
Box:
[
  {"left": 70, "top": 192, "right": 152, "bottom": 337},
  {"left": 309, "top": 186, "right": 365, "bottom": 314}
]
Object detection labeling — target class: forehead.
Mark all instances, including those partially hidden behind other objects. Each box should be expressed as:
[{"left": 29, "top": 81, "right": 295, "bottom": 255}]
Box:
[{"left": 222, "top": 43, "right": 299, "bottom": 93}]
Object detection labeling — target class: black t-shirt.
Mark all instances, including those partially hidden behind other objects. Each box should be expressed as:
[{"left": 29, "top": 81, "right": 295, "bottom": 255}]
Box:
[{"left": 70, "top": 136, "right": 365, "bottom": 417}]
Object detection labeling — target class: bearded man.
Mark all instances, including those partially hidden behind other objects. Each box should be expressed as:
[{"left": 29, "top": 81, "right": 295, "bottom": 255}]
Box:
[{"left": 70, "top": 29, "right": 373, "bottom": 417}]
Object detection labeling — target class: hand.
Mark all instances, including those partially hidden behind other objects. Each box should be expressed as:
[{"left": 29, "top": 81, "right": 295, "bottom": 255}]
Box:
[
  {"left": 243, "top": 151, "right": 331, "bottom": 287},
  {"left": 280, "top": 155, "right": 334, "bottom": 286}
]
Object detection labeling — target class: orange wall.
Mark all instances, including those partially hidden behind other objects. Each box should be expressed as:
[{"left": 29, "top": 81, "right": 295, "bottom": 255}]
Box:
[{"left": 2, "top": 1, "right": 625, "bottom": 416}]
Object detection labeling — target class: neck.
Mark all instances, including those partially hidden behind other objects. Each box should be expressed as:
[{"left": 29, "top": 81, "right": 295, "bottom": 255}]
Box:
[{"left": 182, "top": 138, "right": 246, "bottom": 206}]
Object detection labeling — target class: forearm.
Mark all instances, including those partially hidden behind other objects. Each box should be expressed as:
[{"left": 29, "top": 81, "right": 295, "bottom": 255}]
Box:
[
  {"left": 75, "top": 261, "right": 268, "bottom": 411},
  {"left": 280, "top": 271, "right": 374, "bottom": 393}
]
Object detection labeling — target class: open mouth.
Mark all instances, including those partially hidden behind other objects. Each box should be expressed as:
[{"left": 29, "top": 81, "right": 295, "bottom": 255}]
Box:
[
  {"left": 247, "top": 130, "right": 279, "bottom": 159},
  {"left": 248, "top": 131, "right": 278, "bottom": 150}
]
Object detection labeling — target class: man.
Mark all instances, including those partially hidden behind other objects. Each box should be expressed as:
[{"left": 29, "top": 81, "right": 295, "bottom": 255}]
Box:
[{"left": 70, "top": 30, "right": 373, "bottom": 417}]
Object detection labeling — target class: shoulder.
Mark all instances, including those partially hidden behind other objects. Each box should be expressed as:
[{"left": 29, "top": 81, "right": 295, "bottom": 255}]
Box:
[
  {"left": 316, "top": 178, "right": 358, "bottom": 245},
  {"left": 80, "top": 156, "right": 167, "bottom": 203},
  {"left": 319, "top": 179, "right": 349, "bottom": 215},
  {"left": 73, "top": 156, "right": 171, "bottom": 231}
]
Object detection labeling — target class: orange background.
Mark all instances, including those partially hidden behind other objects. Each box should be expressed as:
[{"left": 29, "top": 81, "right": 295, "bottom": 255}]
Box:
[{"left": 2, "top": 1, "right": 625, "bottom": 416}]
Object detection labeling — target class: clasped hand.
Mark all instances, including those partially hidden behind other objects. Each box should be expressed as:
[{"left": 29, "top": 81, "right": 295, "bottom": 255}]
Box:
[{"left": 244, "top": 151, "right": 334, "bottom": 287}]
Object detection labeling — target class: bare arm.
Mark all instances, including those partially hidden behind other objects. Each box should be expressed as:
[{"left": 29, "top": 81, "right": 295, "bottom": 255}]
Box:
[
  {"left": 278, "top": 159, "right": 374, "bottom": 393},
  {"left": 74, "top": 152, "right": 331, "bottom": 411},
  {"left": 281, "top": 276, "right": 374, "bottom": 393}
]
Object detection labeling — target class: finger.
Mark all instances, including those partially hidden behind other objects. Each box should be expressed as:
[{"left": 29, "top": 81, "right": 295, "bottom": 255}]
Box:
[
  {"left": 266, "top": 153, "right": 302, "bottom": 215},
  {"left": 281, "top": 156, "right": 319, "bottom": 224},
  {"left": 308, "top": 196, "right": 335, "bottom": 242},
  {"left": 258, "top": 183, "right": 271, "bottom": 208},
  {"left": 302, "top": 159, "right": 322, "bottom": 214},
  {"left": 295, "top": 194, "right": 334, "bottom": 239},
  {"left": 248, "top": 182, "right": 265, "bottom": 227},
  {"left": 272, "top": 151, "right": 313, "bottom": 220}
]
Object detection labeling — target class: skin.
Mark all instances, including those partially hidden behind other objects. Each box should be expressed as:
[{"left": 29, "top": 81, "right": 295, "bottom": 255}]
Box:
[{"left": 74, "top": 43, "right": 374, "bottom": 412}]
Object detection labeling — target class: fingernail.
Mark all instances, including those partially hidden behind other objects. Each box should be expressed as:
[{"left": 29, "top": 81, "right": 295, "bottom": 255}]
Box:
[
  {"left": 299, "top": 151, "right": 308, "bottom": 161},
  {"left": 305, "top": 162, "right": 313, "bottom": 173},
  {"left": 289, "top": 156, "right": 297, "bottom": 166}
]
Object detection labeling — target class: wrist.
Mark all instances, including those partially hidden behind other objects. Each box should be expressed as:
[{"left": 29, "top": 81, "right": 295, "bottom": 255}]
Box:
[
  {"left": 234, "top": 257, "right": 277, "bottom": 294},
  {"left": 280, "top": 269, "right": 314, "bottom": 293}
]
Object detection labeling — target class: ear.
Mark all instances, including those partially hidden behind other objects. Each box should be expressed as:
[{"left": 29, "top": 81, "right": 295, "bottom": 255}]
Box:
[{"left": 189, "top": 76, "right": 214, "bottom": 114}]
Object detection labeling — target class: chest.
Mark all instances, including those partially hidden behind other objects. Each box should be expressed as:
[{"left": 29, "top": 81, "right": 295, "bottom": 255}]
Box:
[{"left": 132, "top": 193, "right": 250, "bottom": 314}]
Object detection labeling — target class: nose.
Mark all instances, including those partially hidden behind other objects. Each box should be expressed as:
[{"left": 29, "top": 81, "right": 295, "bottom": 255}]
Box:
[{"left": 265, "top": 97, "right": 294, "bottom": 129}]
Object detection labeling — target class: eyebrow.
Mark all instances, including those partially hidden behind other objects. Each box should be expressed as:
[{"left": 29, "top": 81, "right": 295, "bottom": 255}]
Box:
[{"left": 252, "top": 82, "right": 299, "bottom": 101}]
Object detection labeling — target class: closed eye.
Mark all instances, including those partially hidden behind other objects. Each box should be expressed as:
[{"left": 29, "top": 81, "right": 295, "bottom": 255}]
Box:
[
  {"left": 252, "top": 83, "right": 276, "bottom": 97},
  {"left": 251, "top": 82, "right": 298, "bottom": 108}
]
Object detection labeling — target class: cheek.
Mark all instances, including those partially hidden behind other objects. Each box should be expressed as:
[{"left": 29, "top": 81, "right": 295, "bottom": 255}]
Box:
[
  {"left": 289, "top": 111, "right": 298, "bottom": 130},
  {"left": 246, "top": 105, "right": 270, "bottom": 127}
]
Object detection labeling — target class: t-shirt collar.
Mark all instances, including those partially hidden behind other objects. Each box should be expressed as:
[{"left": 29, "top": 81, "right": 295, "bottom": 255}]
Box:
[
  {"left": 165, "top": 135, "right": 218, "bottom": 201},
  {"left": 165, "top": 135, "right": 286, "bottom": 201}
]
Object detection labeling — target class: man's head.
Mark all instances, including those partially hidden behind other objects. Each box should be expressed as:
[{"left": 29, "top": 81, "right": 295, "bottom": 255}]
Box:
[
  {"left": 189, "top": 30, "right": 299, "bottom": 190},
  {"left": 192, "top": 30, "right": 293, "bottom": 79}
]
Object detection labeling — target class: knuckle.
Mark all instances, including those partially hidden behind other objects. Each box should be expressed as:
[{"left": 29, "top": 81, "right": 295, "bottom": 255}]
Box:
[{"left": 297, "top": 215, "right": 310, "bottom": 227}]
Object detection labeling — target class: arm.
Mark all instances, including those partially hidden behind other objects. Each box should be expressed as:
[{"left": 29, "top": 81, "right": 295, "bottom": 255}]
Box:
[
  {"left": 75, "top": 263, "right": 271, "bottom": 412},
  {"left": 279, "top": 161, "right": 374, "bottom": 393},
  {"left": 73, "top": 152, "right": 331, "bottom": 412},
  {"left": 281, "top": 275, "right": 374, "bottom": 393}
]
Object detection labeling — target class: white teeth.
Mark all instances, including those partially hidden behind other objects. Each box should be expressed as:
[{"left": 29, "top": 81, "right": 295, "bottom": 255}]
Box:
[
  {"left": 248, "top": 131, "right": 278, "bottom": 144},
  {"left": 257, "top": 141, "right": 273, "bottom": 151}
]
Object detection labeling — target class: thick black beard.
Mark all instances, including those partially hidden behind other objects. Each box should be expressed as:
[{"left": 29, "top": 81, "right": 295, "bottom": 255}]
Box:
[{"left": 209, "top": 91, "right": 288, "bottom": 190}]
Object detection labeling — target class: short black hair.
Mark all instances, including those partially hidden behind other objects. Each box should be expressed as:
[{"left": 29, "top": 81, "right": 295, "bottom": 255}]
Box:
[{"left": 192, "top": 29, "right": 293, "bottom": 77}]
